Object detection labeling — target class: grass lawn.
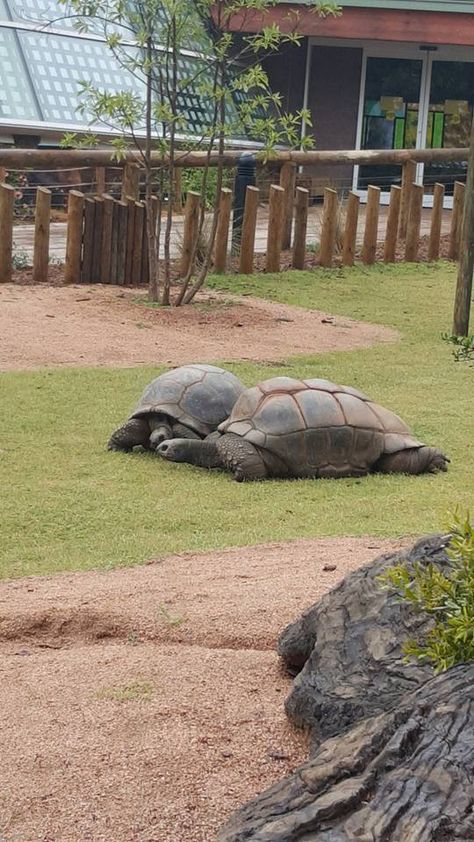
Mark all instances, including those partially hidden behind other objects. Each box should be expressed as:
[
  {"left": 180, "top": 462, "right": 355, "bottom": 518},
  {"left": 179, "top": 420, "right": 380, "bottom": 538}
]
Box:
[{"left": 1, "top": 261, "right": 472, "bottom": 579}]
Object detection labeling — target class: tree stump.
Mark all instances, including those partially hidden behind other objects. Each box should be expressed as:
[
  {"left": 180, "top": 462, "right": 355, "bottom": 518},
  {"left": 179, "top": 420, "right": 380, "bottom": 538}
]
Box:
[{"left": 219, "top": 663, "right": 474, "bottom": 841}]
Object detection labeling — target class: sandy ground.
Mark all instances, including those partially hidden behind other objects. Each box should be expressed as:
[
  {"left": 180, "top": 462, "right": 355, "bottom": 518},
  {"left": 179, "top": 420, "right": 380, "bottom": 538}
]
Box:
[
  {"left": 0, "top": 283, "right": 397, "bottom": 371},
  {"left": 0, "top": 536, "right": 409, "bottom": 842}
]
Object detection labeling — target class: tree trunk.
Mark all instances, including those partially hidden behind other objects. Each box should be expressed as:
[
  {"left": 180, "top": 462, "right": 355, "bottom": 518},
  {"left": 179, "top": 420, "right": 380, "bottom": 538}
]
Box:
[{"left": 219, "top": 662, "right": 474, "bottom": 841}]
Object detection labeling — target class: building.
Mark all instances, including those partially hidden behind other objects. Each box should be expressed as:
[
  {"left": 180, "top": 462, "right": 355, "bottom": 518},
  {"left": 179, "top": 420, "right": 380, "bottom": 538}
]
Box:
[{"left": 230, "top": 0, "right": 474, "bottom": 204}]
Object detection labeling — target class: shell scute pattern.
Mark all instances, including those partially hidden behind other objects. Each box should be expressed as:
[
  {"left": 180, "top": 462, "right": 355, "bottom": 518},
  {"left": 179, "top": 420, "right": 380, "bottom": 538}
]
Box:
[{"left": 131, "top": 364, "right": 245, "bottom": 436}]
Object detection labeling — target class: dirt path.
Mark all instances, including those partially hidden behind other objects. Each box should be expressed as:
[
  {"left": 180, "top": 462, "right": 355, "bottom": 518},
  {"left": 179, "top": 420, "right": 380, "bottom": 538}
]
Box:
[
  {"left": 0, "top": 284, "right": 397, "bottom": 371},
  {"left": 0, "top": 536, "right": 409, "bottom": 842}
]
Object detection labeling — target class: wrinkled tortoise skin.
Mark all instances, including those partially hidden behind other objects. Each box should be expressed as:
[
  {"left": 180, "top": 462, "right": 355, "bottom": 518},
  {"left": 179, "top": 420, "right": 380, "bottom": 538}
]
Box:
[
  {"left": 132, "top": 364, "right": 245, "bottom": 436},
  {"left": 218, "top": 376, "right": 423, "bottom": 477}
]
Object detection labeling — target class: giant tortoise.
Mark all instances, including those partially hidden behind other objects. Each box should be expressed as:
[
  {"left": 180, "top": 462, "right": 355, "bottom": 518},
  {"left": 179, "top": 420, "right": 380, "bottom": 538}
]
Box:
[
  {"left": 108, "top": 364, "right": 245, "bottom": 452},
  {"left": 157, "top": 376, "right": 448, "bottom": 480}
]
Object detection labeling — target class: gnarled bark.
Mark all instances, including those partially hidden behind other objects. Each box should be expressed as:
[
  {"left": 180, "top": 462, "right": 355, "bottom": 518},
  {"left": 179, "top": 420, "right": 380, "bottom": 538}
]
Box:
[
  {"left": 219, "top": 664, "right": 474, "bottom": 841},
  {"left": 278, "top": 533, "right": 451, "bottom": 744}
]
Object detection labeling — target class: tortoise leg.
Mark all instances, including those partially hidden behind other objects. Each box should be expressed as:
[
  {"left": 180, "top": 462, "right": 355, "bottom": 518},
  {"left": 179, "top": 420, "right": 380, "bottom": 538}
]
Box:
[
  {"left": 374, "top": 446, "right": 449, "bottom": 475},
  {"left": 108, "top": 418, "right": 150, "bottom": 452},
  {"left": 218, "top": 434, "right": 269, "bottom": 481}
]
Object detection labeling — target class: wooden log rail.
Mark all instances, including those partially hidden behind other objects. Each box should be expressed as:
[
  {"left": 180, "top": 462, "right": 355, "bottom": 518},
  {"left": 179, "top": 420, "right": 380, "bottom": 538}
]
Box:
[{"left": 0, "top": 147, "right": 468, "bottom": 170}]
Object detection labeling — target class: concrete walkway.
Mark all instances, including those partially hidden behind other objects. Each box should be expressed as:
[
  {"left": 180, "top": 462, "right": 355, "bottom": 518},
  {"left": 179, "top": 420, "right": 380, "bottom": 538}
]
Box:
[{"left": 12, "top": 205, "right": 451, "bottom": 264}]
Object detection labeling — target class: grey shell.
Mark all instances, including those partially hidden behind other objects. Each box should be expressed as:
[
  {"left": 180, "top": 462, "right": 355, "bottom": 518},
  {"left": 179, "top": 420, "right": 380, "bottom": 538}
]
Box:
[
  {"left": 218, "top": 376, "right": 423, "bottom": 476},
  {"left": 132, "top": 364, "right": 245, "bottom": 437}
]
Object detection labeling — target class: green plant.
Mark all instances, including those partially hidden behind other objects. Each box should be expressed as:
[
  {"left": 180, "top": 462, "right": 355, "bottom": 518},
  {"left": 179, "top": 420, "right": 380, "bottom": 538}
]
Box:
[
  {"left": 380, "top": 511, "right": 474, "bottom": 673},
  {"left": 443, "top": 332, "right": 474, "bottom": 364},
  {"left": 12, "top": 245, "right": 30, "bottom": 270},
  {"left": 95, "top": 680, "right": 153, "bottom": 701}
]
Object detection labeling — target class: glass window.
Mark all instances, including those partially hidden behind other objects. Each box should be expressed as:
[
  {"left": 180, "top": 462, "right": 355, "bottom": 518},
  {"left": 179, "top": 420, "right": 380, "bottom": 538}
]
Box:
[{"left": 0, "top": 27, "right": 40, "bottom": 120}]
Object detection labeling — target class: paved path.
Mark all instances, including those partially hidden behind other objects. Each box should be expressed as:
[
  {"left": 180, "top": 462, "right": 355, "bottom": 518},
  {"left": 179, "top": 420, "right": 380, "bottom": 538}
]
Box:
[{"left": 13, "top": 206, "right": 451, "bottom": 263}]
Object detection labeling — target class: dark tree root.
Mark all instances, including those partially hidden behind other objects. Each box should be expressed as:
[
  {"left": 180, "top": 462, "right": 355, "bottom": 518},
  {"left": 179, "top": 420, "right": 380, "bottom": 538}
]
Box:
[{"left": 219, "top": 664, "right": 474, "bottom": 841}]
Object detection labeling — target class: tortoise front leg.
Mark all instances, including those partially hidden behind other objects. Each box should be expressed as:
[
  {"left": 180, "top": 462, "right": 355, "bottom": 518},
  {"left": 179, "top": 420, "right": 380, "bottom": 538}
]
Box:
[
  {"left": 107, "top": 418, "right": 150, "bottom": 452},
  {"left": 374, "top": 446, "right": 449, "bottom": 475},
  {"left": 218, "top": 434, "right": 269, "bottom": 481}
]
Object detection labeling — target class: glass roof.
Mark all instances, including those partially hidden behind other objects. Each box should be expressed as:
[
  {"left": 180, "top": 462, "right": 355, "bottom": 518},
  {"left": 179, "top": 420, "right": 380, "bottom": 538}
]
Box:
[{"left": 0, "top": 0, "right": 246, "bottom": 139}]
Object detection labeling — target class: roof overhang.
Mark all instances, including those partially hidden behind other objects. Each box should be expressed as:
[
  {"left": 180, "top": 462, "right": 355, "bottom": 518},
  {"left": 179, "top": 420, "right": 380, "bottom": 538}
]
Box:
[{"left": 224, "top": 3, "right": 474, "bottom": 46}]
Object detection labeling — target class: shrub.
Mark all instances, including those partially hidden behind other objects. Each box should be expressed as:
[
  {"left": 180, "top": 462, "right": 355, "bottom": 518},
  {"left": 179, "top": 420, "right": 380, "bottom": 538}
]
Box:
[{"left": 380, "top": 511, "right": 474, "bottom": 673}]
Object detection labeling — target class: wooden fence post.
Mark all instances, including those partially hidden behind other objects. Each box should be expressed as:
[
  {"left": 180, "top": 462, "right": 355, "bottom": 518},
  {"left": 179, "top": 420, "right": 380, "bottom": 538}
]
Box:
[
  {"left": 405, "top": 183, "right": 424, "bottom": 262},
  {"left": 65, "top": 190, "right": 84, "bottom": 284},
  {"left": 239, "top": 186, "right": 259, "bottom": 275},
  {"left": 173, "top": 168, "right": 183, "bottom": 214},
  {"left": 0, "top": 167, "right": 7, "bottom": 184},
  {"left": 292, "top": 186, "right": 309, "bottom": 270},
  {"left": 399, "top": 159, "right": 417, "bottom": 239},
  {"left": 0, "top": 183, "right": 14, "bottom": 282},
  {"left": 448, "top": 181, "right": 465, "bottom": 261},
  {"left": 81, "top": 197, "right": 96, "bottom": 282},
  {"left": 110, "top": 200, "right": 120, "bottom": 284},
  {"left": 361, "top": 185, "right": 380, "bottom": 265},
  {"left": 342, "top": 191, "right": 360, "bottom": 267},
  {"left": 213, "top": 187, "right": 233, "bottom": 274},
  {"left": 33, "top": 187, "right": 51, "bottom": 283},
  {"left": 95, "top": 167, "right": 106, "bottom": 195},
  {"left": 383, "top": 185, "right": 401, "bottom": 263},
  {"left": 116, "top": 200, "right": 128, "bottom": 285},
  {"left": 132, "top": 201, "right": 145, "bottom": 284},
  {"left": 428, "top": 183, "right": 445, "bottom": 262},
  {"left": 279, "top": 162, "right": 296, "bottom": 250},
  {"left": 180, "top": 190, "right": 200, "bottom": 277},
  {"left": 121, "top": 163, "right": 140, "bottom": 201},
  {"left": 100, "top": 194, "right": 114, "bottom": 282},
  {"left": 319, "top": 187, "right": 338, "bottom": 268},
  {"left": 91, "top": 197, "right": 104, "bottom": 283},
  {"left": 125, "top": 199, "right": 136, "bottom": 284},
  {"left": 266, "top": 184, "right": 285, "bottom": 273}
]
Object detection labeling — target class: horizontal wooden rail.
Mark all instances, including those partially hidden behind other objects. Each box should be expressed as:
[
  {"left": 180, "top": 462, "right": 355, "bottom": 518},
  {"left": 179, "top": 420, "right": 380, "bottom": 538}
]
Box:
[{"left": 0, "top": 147, "right": 468, "bottom": 170}]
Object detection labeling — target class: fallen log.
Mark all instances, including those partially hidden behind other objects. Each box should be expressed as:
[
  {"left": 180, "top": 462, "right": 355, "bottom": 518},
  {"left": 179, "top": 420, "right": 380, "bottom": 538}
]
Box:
[
  {"left": 219, "top": 662, "right": 474, "bottom": 841},
  {"left": 278, "top": 533, "right": 451, "bottom": 744}
]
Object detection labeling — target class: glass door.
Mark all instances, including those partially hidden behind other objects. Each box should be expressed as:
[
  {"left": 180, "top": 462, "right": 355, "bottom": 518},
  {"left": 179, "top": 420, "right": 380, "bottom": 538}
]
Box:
[
  {"left": 423, "top": 59, "right": 474, "bottom": 196},
  {"left": 357, "top": 55, "right": 424, "bottom": 192}
]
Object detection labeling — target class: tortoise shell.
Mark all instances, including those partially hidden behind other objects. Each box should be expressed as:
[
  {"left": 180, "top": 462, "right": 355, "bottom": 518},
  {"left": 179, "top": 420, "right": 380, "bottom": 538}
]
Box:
[
  {"left": 218, "top": 377, "right": 422, "bottom": 477},
  {"left": 132, "top": 364, "right": 245, "bottom": 437}
]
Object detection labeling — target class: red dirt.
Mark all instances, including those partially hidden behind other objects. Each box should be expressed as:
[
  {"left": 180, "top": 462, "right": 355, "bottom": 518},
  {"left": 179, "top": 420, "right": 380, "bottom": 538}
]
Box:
[
  {"left": 0, "top": 537, "right": 408, "bottom": 842},
  {"left": 0, "top": 283, "right": 397, "bottom": 371}
]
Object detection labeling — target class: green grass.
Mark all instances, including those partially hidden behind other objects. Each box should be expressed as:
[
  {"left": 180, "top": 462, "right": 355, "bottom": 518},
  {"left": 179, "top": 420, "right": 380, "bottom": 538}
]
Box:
[{"left": 1, "top": 261, "right": 472, "bottom": 579}]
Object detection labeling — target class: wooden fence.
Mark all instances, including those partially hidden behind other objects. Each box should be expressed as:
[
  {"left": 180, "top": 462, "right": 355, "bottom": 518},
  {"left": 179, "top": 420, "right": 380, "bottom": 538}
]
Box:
[{"left": 0, "top": 157, "right": 467, "bottom": 284}]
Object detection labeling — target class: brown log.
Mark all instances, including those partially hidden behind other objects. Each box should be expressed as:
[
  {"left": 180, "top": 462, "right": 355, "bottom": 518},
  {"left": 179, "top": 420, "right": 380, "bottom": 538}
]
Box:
[
  {"left": 292, "top": 187, "right": 309, "bottom": 270},
  {"left": 428, "top": 182, "right": 445, "bottom": 262},
  {"left": 405, "top": 183, "right": 424, "bottom": 262},
  {"left": 266, "top": 184, "right": 285, "bottom": 273},
  {"left": 0, "top": 166, "right": 7, "bottom": 182},
  {"left": 81, "top": 197, "right": 96, "bottom": 283},
  {"left": 448, "top": 180, "right": 465, "bottom": 261},
  {"left": 341, "top": 191, "right": 360, "bottom": 267},
  {"left": 0, "top": 147, "right": 468, "bottom": 170},
  {"left": 132, "top": 201, "right": 145, "bottom": 284},
  {"left": 100, "top": 194, "right": 114, "bottom": 283},
  {"left": 383, "top": 185, "right": 401, "bottom": 263},
  {"left": 94, "top": 167, "right": 106, "bottom": 195},
  {"left": 121, "top": 163, "right": 140, "bottom": 201},
  {"left": 319, "top": 187, "right": 338, "bottom": 268},
  {"left": 0, "top": 183, "right": 14, "bottom": 283},
  {"left": 91, "top": 197, "right": 104, "bottom": 284},
  {"left": 361, "top": 185, "right": 380, "bottom": 265},
  {"left": 180, "top": 190, "right": 200, "bottom": 277},
  {"left": 220, "top": 663, "right": 474, "bottom": 842},
  {"left": 279, "top": 162, "right": 296, "bottom": 250},
  {"left": 116, "top": 201, "right": 128, "bottom": 285},
  {"left": 213, "top": 187, "right": 233, "bottom": 274},
  {"left": 239, "top": 186, "right": 259, "bottom": 275},
  {"left": 65, "top": 190, "right": 84, "bottom": 284},
  {"left": 125, "top": 199, "right": 136, "bottom": 285},
  {"left": 32, "top": 187, "right": 51, "bottom": 284},
  {"left": 140, "top": 203, "right": 149, "bottom": 284},
  {"left": 399, "top": 159, "right": 417, "bottom": 239}
]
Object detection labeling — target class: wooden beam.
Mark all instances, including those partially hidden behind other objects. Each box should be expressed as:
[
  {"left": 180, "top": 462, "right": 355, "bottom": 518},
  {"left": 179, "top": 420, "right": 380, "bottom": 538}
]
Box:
[{"left": 453, "top": 117, "right": 474, "bottom": 336}]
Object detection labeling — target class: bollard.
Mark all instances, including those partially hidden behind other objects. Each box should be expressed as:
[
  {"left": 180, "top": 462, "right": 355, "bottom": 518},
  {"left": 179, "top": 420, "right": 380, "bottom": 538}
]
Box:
[{"left": 232, "top": 153, "right": 256, "bottom": 251}]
